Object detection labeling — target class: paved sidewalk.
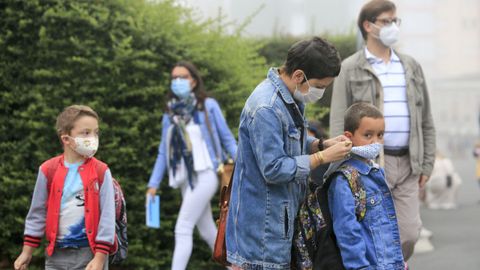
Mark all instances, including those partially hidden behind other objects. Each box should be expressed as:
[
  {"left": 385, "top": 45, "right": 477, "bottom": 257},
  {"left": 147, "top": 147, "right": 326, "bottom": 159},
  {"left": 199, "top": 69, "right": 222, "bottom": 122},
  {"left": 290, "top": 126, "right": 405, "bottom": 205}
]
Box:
[{"left": 409, "top": 156, "right": 480, "bottom": 270}]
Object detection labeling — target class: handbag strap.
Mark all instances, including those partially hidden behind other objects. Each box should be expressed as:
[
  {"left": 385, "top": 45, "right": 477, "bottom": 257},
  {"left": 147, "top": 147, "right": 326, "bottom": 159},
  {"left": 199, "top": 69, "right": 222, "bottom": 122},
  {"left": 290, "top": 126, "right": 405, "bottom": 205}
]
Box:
[{"left": 220, "top": 165, "right": 235, "bottom": 208}]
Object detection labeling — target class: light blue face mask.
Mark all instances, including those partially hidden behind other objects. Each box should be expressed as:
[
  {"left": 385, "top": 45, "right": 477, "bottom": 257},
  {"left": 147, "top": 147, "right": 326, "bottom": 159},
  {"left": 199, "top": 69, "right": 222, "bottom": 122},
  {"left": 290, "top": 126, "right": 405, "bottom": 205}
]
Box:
[
  {"left": 171, "top": 78, "right": 191, "bottom": 99},
  {"left": 351, "top": 143, "right": 383, "bottom": 160}
]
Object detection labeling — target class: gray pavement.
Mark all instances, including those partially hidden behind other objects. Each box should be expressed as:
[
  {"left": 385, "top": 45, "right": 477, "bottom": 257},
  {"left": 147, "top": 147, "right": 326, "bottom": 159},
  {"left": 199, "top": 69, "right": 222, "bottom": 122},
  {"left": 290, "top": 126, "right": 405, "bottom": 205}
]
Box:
[{"left": 409, "top": 155, "right": 480, "bottom": 270}]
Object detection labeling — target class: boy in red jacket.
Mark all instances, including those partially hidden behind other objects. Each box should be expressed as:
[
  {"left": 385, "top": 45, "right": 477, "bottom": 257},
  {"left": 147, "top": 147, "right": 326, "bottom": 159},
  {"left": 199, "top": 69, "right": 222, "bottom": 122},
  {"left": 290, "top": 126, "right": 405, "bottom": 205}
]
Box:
[{"left": 14, "top": 105, "right": 115, "bottom": 270}]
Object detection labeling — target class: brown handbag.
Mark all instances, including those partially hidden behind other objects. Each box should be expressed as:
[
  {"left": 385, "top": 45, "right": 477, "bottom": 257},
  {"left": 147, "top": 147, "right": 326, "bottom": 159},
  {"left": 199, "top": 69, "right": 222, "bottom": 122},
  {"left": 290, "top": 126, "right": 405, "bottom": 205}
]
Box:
[
  {"left": 203, "top": 103, "right": 235, "bottom": 265},
  {"left": 212, "top": 166, "right": 234, "bottom": 266}
]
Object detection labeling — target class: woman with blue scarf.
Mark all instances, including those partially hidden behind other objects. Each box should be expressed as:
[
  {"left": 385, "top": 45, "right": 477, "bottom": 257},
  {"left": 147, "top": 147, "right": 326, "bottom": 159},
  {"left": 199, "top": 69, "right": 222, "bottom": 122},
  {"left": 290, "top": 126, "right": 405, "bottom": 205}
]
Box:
[{"left": 146, "top": 61, "right": 237, "bottom": 270}]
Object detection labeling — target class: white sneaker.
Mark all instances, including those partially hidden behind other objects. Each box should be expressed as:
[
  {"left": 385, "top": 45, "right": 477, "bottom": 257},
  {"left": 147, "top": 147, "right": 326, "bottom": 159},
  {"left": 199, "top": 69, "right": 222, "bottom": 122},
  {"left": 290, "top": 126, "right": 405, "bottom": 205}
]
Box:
[
  {"left": 420, "top": 227, "right": 433, "bottom": 239},
  {"left": 414, "top": 236, "right": 435, "bottom": 254},
  {"left": 440, "top": 203, "right": 457, "bottom": 210}
]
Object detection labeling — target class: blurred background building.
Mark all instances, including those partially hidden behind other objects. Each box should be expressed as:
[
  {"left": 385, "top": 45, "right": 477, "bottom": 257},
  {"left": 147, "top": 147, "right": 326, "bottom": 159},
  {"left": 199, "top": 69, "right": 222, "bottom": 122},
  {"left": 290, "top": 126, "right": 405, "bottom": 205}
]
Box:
[
  {"left": 180, "top": 0, "right": 480, "bottom": 157},
  {"left": 395, "top": 0, "right": 480, "bottom": 157}
]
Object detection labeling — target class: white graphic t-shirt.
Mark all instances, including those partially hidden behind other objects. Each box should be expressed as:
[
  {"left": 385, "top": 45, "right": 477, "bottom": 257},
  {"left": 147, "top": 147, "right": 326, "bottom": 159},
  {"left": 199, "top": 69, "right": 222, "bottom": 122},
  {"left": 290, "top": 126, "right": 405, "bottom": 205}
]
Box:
[{"left": 56, "top": 161, "right": 88, "bottom": 248}]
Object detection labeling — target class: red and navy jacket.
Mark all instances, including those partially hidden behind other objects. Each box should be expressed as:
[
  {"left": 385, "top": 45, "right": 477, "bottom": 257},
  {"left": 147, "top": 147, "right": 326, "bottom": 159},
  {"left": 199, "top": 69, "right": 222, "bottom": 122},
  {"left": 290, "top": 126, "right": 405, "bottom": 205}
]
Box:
[{"left": 23, "top": 155, "right": 116, "bottom": 256}]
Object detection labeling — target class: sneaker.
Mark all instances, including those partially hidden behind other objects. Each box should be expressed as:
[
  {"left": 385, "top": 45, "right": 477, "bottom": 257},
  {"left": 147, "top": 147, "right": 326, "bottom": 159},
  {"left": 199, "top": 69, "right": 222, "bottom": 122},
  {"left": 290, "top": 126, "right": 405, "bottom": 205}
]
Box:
[
  {"left": 427, "top": 203, "right": 441, "bottom": 210},
  {"left": 420, "top": 227, "right": 433, "bottom": 239},
  {"left": 414, "top": 236, "right": 434, "bottom": 254},
  {"left": 440, "top": 203, "right": 456, "bottom": 210}
]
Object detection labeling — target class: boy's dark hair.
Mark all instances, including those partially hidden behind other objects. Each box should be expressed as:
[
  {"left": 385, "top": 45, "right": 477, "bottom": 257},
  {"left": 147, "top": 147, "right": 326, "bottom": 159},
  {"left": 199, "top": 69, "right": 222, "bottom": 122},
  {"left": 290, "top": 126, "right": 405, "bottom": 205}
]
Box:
[
  {"left": 166, "top": 61, "right": 208, "bottom": 109},
  {"left": 56, "top": 105, "right": 99, "bottom": 139},
  {"left": 283, "top": 36, "right": 341, "bottom": 81},
  {"left": 358, "top": 0, "right": 396, "bottom": 40},
  {"left": 344, "top": 102, "right": 383, "bottom": 133}
]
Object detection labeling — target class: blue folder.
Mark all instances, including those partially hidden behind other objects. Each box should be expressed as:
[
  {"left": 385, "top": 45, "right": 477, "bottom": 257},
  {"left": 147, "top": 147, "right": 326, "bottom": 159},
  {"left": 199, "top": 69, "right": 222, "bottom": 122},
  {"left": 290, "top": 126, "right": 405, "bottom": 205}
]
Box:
[{"left": 146, "top": 195, "right": 160, "bottom": 228}]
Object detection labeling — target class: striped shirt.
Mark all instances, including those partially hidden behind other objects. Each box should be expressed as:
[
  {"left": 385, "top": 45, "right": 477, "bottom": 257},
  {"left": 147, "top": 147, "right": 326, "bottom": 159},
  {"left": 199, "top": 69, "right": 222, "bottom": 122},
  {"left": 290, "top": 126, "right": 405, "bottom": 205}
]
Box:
[{"left": 365, "top": 48, "right": 410, "bottom": 150}]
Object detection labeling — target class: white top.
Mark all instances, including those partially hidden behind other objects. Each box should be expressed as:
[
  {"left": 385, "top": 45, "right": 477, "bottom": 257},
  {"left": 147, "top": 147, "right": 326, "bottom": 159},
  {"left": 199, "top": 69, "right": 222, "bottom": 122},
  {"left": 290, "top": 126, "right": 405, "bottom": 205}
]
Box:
[
  {"left": 365, "top": 48, "right": 410, "bottom": 150},
  {"left": 167, "top": 121, "right": 213, "bottom": 188}
]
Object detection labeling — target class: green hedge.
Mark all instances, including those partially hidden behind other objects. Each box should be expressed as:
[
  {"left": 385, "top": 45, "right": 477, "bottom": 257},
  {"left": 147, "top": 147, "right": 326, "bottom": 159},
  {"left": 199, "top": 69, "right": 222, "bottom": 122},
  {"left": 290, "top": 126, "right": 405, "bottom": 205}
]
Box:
[{"left": 0, "top": 0, "right": 264, "bottom": 269}]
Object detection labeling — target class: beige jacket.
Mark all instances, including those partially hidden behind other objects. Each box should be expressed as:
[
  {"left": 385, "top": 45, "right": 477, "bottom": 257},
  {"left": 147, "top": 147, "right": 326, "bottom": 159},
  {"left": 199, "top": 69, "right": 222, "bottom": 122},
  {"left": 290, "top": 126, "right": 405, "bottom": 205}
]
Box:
[{"left": 330, "top": 49, "right": 436, "bottom": 177}]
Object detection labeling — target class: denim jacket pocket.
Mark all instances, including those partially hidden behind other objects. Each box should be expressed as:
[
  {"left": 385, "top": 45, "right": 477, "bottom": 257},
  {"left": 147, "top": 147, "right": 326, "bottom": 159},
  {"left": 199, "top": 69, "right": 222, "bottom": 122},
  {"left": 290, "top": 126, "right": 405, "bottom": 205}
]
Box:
[
  {"left": 287, "top": 125, "right": 301, "bottom": 156},
  {"left": 281, "top": 201, "right": 291, "bottom": 240},
  {"left": 366, "top": 193, "right": 383, "bottom": 224},
  {"left": 366, "top": 193, "right": 387, "bottom": 263},
  {"left": 349, "top": 78, "right": 375, "bottom": 103}
]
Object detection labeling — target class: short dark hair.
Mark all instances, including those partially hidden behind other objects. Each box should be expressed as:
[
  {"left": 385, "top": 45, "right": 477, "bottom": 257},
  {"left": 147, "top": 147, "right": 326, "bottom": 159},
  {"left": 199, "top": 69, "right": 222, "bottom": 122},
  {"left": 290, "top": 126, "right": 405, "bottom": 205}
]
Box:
[
  {"left": 344, "top": 103, "right": 383, "bottom": 133},
  {"left": 56, "top": 105, "right": 99, "bottom": 143},
  {"left": 283, "top": 36, "right": 341, "bottom": 80},
  {"left": 166, "top": 61, "right": 208, "bottom": 109},
  {"left": 358, "top": 0, "right": 396, "bottom": 40}
]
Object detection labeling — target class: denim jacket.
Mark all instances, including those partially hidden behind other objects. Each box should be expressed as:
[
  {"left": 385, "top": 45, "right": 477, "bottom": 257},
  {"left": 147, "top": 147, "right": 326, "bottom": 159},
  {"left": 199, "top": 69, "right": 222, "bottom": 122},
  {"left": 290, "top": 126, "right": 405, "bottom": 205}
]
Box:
[
  {"left": 328, "top": 158, "right": 404, "bottom": 270},
  {"left": 226, "top": 68, "right": 316, "bottom": 270},
  {"left": 148, "top": 97, "right": 237, "bottom": 189}
]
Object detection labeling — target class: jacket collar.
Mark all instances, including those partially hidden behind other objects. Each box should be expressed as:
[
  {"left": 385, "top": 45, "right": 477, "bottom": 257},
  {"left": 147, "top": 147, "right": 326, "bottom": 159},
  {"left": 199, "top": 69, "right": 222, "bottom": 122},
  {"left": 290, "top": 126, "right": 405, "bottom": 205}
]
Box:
[
  {"left": 323, "top": 155, "right": 379, "bottom": 183},
  {"left": 345, "top": 156, "right": 380, "bottom": 175},
  {"left": 267, "top": 67, "right": 295, "bottom": 105},
  {"left": 356, "top": 47, "right": 414, "bottom": 79},
  {"left": 364, "top": 47, "right": 400, "bottom": 64}
]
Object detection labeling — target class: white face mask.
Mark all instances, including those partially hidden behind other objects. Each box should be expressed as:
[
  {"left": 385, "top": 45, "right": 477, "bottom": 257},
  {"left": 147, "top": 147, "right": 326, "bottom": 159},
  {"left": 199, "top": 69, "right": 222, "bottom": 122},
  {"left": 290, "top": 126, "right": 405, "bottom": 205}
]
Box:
[
  {"left": 292, "top": 72, "right": 326, "bottom": 103},
  {"left": 371, "top": 22, "right": 400, "bottom": 47},
  {"left": 67, "top": 136, "right": 99, "bottom": 158},
  {"left": 351, "top": 143, "right": 383, "bottom": 160}
]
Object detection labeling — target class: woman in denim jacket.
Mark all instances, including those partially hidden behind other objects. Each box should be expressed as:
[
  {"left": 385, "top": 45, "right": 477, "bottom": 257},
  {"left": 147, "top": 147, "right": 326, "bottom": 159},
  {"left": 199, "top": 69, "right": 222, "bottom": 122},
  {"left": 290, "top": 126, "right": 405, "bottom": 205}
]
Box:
[
  {"left": 226, "top": 37, "right": 352, "bottom": 270},
  {"left": 146, "top": 61, "right": 237, "bottom": 270}
]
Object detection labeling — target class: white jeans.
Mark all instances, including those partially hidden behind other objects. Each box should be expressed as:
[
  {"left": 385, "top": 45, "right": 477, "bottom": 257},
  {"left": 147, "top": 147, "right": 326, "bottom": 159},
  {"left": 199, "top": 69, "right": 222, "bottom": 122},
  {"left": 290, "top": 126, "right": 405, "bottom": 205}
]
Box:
[{"left": 171, "top": 169, "right": 218, "bottom": 270}]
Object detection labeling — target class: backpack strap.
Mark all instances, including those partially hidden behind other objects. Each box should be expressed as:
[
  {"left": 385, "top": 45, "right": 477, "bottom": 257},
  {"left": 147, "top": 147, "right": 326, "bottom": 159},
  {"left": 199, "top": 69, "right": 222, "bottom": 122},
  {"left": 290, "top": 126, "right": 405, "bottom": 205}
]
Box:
[{"left": 336, "top": 165, "right": 367, "bottom": 221}]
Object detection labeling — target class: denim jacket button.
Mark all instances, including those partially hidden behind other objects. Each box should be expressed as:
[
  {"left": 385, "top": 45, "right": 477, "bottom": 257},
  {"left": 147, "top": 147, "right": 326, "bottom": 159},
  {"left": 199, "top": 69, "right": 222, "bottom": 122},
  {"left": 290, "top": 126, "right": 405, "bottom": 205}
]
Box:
[{"left": 370, "top": 198, "right": 375, "bottom": 204}]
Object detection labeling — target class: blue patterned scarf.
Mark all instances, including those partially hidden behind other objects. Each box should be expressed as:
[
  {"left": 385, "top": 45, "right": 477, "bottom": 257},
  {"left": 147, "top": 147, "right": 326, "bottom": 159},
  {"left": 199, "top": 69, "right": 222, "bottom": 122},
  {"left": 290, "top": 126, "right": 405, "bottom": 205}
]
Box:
[{"left": 168, "top": 94, "right": 198, "bottom": 189}]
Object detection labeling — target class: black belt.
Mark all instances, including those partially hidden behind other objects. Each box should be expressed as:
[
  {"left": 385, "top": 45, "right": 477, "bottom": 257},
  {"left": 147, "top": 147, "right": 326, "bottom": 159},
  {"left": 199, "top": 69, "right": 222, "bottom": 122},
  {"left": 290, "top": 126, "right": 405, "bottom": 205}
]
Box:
[{"left": 384, "top": 148, "right": 409, "bottom": 156}]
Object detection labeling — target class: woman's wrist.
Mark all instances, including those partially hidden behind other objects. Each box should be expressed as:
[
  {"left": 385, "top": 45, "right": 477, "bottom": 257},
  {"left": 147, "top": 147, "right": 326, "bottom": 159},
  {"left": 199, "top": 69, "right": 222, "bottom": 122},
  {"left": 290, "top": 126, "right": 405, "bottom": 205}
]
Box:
[{"left": 316, "top": 151, "right": 325, "bottom": 165}]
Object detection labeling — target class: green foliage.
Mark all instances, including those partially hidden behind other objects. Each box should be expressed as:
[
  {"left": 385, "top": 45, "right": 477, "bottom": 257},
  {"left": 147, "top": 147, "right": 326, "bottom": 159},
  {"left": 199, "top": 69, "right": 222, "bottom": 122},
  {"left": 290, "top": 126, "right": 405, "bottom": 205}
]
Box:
[
  {"left": 257, "top": 33, "right": 357, "bottom": 130},
  {"left": 0, "top": 0, "right": 264, "bottom": 269}
]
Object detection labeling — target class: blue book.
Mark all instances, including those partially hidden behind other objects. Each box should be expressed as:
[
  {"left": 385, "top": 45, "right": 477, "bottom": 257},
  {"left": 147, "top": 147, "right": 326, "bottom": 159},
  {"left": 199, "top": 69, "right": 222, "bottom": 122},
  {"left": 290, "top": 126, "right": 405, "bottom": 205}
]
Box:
[{"left": 146, "top": 195, "right": 160, "bottom": 228}]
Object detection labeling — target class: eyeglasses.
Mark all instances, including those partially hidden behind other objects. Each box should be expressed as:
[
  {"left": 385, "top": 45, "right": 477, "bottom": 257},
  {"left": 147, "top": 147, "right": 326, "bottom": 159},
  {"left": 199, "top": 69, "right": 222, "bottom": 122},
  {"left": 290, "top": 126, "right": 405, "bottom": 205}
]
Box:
[
  {"left": 172, "top": 75, "right": 190, "bottom": 80},
  {"left": 374, "top": 17, "right": 401, "bottom": 26}
]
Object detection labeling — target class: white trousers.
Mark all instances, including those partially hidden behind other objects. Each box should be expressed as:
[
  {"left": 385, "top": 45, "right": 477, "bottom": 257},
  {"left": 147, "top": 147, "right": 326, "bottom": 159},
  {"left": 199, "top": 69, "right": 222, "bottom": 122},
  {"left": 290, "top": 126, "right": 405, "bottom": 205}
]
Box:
[{"left": 171, "top": 169, "right": 218, "bottom": 270}]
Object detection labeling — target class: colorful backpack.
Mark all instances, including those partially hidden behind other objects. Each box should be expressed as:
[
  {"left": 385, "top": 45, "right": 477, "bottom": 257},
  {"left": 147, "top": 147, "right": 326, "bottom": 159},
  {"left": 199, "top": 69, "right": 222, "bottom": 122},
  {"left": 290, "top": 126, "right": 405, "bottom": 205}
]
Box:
[
  {"left": 292, "top": 165, "right": 366, "bottom": 270},
  {"left": 43, "top": 157, "right": 128, "bottom": 264}
]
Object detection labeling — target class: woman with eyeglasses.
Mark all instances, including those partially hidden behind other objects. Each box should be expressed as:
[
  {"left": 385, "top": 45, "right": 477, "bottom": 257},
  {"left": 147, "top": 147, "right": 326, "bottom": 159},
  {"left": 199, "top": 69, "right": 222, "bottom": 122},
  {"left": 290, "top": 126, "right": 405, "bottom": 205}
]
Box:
[{"left": 146, "top": 61, "right": 237, "bottom": 270}]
